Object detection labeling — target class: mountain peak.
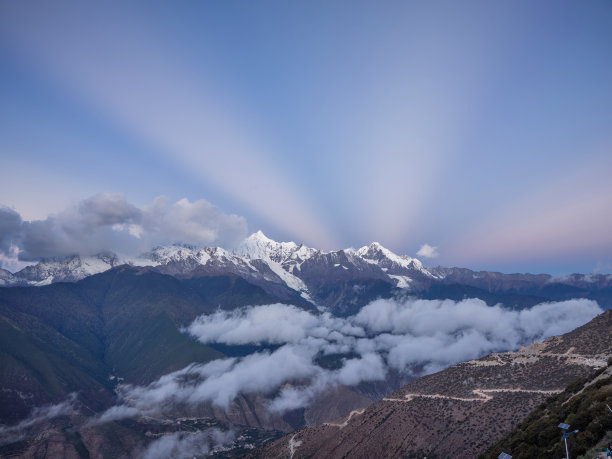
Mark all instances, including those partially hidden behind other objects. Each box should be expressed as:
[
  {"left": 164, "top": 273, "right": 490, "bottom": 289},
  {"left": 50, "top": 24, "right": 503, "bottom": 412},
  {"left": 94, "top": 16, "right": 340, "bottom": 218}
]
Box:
[
  {"left": 237, "top": 231, "right": 299, "bottom": 261},
  {"left": 357, "top": 241, "right": 395, "bottom": 258},
  {"left": 246, "top": 230, "right": 273, "bottom": 243},
  {"left": 356, "top": 241, "right": 420, "bottom": 272}
]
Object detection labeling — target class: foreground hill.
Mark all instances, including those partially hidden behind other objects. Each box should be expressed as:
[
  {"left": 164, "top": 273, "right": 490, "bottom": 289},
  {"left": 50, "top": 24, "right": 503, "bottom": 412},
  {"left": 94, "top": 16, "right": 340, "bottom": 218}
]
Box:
[
  {"left": 481, "top": 360, "right": 612, "bottom": 459},
  {"left": 254, "top": 310, "right": 612, "bottom": 458}
]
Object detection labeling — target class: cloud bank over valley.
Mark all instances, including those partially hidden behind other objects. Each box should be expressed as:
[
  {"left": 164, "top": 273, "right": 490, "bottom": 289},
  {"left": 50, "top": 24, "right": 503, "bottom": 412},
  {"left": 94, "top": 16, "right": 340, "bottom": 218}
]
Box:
[{"left": 96, "top": 297, "right": 603, "bottom": 421}]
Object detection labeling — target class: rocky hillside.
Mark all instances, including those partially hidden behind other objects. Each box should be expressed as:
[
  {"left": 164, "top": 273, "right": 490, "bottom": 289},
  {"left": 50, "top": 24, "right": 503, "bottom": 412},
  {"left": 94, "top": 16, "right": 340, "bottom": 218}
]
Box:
[
  {"left": 253, "top": 310, "right": 612, "bottom": 458},
  {"left": 481, "top": 360, "right": 612, "bottom": 459}
]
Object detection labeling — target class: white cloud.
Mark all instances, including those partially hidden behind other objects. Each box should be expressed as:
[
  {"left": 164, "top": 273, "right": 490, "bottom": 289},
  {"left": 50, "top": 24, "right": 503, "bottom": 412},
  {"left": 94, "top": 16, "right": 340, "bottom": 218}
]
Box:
[
  {"left": 416, "top": 243, "right": 439, "bottom": 259},
  {"left": 0, "top": 193, "right": 247, "bottom": 266},
  {"left": 335, "top": 352, "right": 386, "bottom": 386},
  {"left": 185, "top": 303, "right": 365, "bottom": 346},
  {"left": 0, "top": 394, "right": 77, "bottom": 445},
  {"left": 139, "top": 428, "right": 235, "bottom": 459},
  {"left": 0, "top": 244, "right": 33, "bottom": 273},
  {"left": 96, "top": 297, "right": 602, "bottom": 422},
  {"left": 91, "top": 405, "right": 141, "bottom": 425},
  {"left": 185, "top": 346, "right": 320, "bottom": 408},
  {"left": 142, "top": 196, "right": 247, "bottom": 250},
  {"left": 101, "top": 346, "right": 321, "bottom": 420}
]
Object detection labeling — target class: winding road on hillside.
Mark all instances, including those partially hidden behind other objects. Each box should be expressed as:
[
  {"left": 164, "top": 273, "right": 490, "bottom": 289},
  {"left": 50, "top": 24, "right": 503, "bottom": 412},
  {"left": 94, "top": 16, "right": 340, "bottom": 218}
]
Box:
[
  {"left": 383, "top": 387, "right": 562, "bottom": 403},
  {"left": 323, "top": 408, "right": 366, "bottom": 428}
]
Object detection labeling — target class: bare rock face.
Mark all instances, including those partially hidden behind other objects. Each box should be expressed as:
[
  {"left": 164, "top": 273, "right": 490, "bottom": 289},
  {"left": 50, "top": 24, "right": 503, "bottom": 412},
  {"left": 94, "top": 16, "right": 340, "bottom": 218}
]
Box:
[{"left": 253, "top": 311, "right": 612, "bottom": 458}]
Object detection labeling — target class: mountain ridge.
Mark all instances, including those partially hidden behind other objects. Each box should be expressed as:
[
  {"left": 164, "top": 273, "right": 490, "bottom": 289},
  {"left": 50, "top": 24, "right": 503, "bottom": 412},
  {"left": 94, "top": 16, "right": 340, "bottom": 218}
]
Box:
[
  {"left": 1, "top": 247, "right": 609, "bottom": 457},
  {"left": 3, "top": 232, "right": 611, "bottom": 313}
]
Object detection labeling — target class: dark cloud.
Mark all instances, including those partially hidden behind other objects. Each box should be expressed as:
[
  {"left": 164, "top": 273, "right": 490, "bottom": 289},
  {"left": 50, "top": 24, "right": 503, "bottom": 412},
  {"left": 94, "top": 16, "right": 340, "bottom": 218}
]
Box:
[
  {"left": 0, "top": 193, "right": 247, "bottom": 264},
  {"left": 0, "top": 206, "right": 23, "bottom": 252},
  {"left": 77, "top": 193, "right": 141, "bottom": 227}
]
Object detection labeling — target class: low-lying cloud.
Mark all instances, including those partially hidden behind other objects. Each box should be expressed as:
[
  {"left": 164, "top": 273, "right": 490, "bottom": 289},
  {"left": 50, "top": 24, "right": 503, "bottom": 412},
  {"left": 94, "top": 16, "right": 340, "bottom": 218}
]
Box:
[
  {"left": 0, "top": 394, "right": 77, "bottom": 445},
  {"left": 139, "top": 428, "right": 235, "bottom": 459},
  {"left": 186, "top": 303, "right": 365, "bottom": 345},
  {"left": 0, "top": 193, "right": 247, "bottom": 267},
  {"left": 96, "top": 297, "right": 602, "bottom": 422}
]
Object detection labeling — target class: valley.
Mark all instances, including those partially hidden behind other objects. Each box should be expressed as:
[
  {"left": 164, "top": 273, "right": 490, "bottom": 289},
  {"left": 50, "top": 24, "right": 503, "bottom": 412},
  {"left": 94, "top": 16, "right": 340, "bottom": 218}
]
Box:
[{"left": 0, "top": 234, "right": 609, "bottom": 458}]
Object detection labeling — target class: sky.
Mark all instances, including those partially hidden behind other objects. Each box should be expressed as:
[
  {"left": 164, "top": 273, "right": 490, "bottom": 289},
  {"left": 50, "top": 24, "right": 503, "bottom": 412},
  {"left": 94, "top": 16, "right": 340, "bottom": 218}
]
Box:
[{"left": 0, "top": 0, "right": 611, "bottom": 274}]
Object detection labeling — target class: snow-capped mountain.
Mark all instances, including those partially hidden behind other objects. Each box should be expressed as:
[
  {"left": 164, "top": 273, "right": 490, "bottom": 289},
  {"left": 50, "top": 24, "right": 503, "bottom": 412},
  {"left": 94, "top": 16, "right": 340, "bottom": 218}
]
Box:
[
  {"left": 6, "top": 253, "right": 125, "bottom": 286},
  {"left": 237, "top": 230, "right": 317, "bottom": 265},
  {"left": 3, "top": 231, "right": 612, "bottom": 312},
  {"left": 0, "top": 232, "right": 431, "bottom": 308},
  {"left": 135, "top": 231, "right": 431, "bottom": 308},
  {"left": 0, "top": 268, "right": 15, "bottom": 286},
  {"left": 141, "top": 242, "right": 311, "bottom": 302},
  {"left": 354, "top": 242, "right": 426, "bottom": 273}
]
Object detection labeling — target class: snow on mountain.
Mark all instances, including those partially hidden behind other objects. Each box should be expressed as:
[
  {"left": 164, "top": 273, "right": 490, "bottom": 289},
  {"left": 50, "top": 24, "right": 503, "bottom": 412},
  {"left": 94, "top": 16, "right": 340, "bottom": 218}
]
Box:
[
  {"left": 356, "top": 242, "right": 413, "bottom": 266},
  {"left": 3, "top": 233, "right": 612, "bottom": 315},
  {"left": 143, "top": 245, "right": 202, "bottom": 265},
  {"left": 237, "top": 230, "right": 317, "bottom": 264},
  {"left": 0, "top": 268, "right": 15, "bottom": 286},
  {"left": 144, "top": 245, "right": 259, "bottom": 278},
  {"left": 352, "top": 242, "right": 431, "bottom": 278},
  {"left": 141, "top": 245, "right": 213, "bottom": 273},
  {"left": 236, "top": 231, "right": 317, "bottom": 302},
  {"left": 388, "top": 275, "right": 412, "bottom": 288},
  {"left": 10, "top": 253, "right": 124, "bottom": 286},
  {"left": 0, "top": 232, "right": 431, "bottom": 302}
]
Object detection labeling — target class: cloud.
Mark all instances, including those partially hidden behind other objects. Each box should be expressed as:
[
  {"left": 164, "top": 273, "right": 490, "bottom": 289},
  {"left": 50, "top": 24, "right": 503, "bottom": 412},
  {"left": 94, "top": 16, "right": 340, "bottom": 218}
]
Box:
[
  {"left": 0, "top": 193, "right": 247, "bottom": 266},
  {"left": 90, "top": 405, "right": 141, "bottom": 425},
  {"left": 0, "top": 207, "right": 23, "bottom": 253},
  {"left": 139, "top": 428, "right": 235, "bottom": 459},
  {"left": 142, "top": 197, "right": 247, "bottom": 250},
  {"left": 185, "top": 303, "right": 365, "bottom": 346},
  {"left": 78, "top": 193, "right": 141, "bottom": 227},
  {"left": 0, "top": 394, "right": 77, "bottom": 445},
  {"left": 355, "top": 297, "right": 603, "bottom": 373},
  {"left": 0, "top": 243, "right": 32, "bottom": 273},
  {"left": 114, "top": 346, "right": 321, "bottom": 415},
  {"left": 416, "top": 243, "right": 439, "bottom": 259},
  {"left": 96, "top": 297, "right": 602, "bottom": 421}
]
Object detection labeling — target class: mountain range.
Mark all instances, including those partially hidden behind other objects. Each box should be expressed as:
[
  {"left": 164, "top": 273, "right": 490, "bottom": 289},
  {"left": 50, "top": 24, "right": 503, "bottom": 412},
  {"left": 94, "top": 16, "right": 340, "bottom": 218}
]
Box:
[
  {"left": 2, "top": 231, "right": 611, "bottom": 316},
  {"left": 0, "top": 232, "right": 610, "bottom": 457}
]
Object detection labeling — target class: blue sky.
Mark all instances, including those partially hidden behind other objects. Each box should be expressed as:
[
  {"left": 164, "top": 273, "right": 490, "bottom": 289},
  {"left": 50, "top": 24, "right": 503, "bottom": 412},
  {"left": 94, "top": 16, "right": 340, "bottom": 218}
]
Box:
[{"left": 0, "top": 0, "right": 611, "bottom": 274}]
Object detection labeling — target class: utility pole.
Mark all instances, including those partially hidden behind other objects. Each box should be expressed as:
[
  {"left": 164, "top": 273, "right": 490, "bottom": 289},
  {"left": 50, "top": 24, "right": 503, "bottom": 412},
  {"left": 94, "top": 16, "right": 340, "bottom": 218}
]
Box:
[{"left": 558, "top": 423, "right": 579, "bottom": 459}]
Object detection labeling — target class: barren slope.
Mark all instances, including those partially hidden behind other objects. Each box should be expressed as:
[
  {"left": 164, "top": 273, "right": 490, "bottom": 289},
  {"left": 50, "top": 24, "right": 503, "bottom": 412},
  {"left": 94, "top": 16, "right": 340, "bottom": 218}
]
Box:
[{"left": 254, "top": 310, "right": 612, "bottom": 458}]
